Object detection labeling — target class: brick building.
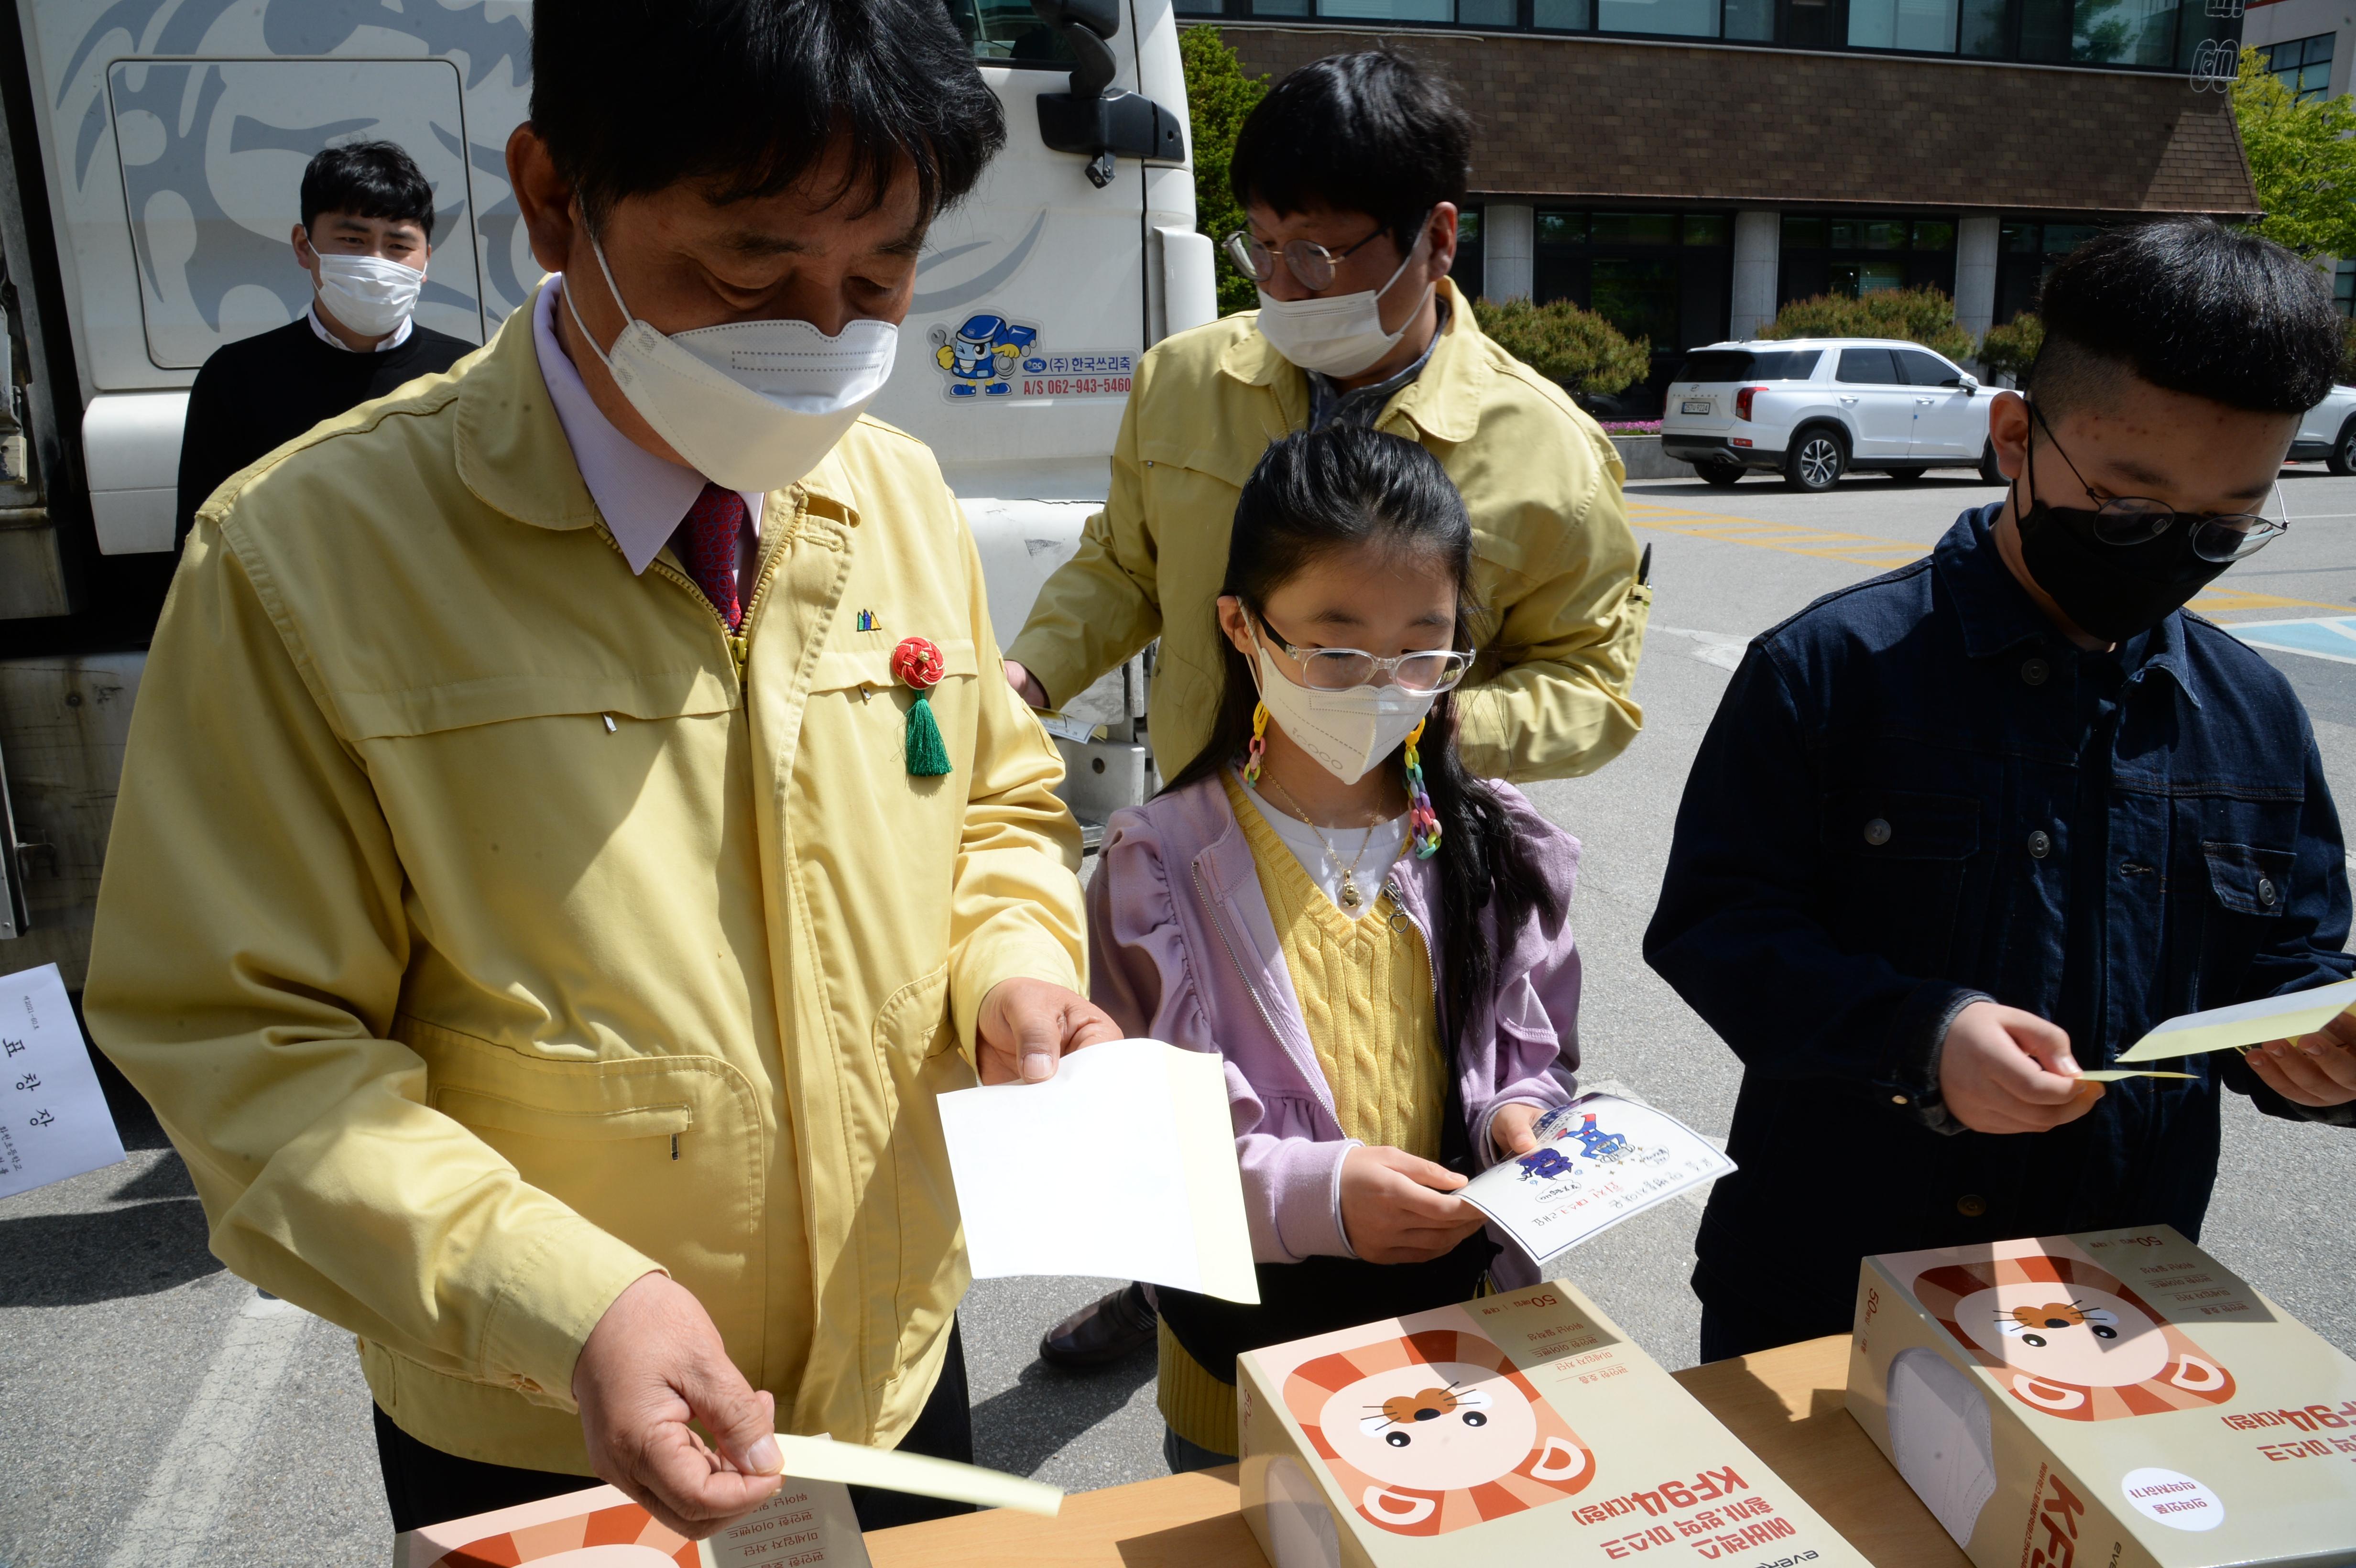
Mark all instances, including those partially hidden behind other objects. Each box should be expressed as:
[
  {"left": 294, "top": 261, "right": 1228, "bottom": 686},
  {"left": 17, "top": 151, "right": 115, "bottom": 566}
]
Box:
[{"left": 1190, "top": 3, "right": 2260, "bottom": 411}]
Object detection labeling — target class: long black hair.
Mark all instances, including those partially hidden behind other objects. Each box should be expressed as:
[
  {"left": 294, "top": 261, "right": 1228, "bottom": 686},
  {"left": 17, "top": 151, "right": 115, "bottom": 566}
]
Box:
[{"left": 1166, "top": 426, "right": 1563, "bottom": 1050}]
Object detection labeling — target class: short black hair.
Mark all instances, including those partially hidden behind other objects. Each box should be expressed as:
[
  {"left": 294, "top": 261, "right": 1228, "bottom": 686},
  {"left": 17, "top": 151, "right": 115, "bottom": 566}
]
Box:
[
  {"left": 300, "top": 141, "right": 436, "bottom": 239},
  {"left": 530, "top": 0, "right": 1004, "bottom": 225},
  {"left": 1229, "top": 52, "right": 1472, "bottom": 253},
  {"left": 2029, "top": 217, "right": 2341, "bottom": 419}
]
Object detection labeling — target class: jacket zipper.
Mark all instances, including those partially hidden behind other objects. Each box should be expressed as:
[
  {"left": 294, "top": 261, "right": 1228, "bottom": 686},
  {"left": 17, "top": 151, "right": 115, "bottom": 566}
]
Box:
[
  {"left": 1193, "top": 860, "right": 1341, "bottom": 1127},
  {"left": 602, "top": 519, "right": 789, "bottom": 686}
]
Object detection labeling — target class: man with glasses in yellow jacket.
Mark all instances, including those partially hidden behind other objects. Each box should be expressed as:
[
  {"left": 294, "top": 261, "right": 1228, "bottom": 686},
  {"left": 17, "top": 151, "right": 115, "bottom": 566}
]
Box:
[
  {"left": 85, "top": 0, "right": 1114, "bottom": 1543},
  {"left": 1005, "top": 51, "right": 1650, "bottom": 1366}
]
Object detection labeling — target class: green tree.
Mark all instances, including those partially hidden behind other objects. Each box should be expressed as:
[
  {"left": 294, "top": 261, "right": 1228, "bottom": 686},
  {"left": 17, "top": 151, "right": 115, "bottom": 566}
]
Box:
[
  {"left": 1179, "top": 27, "right": 1268, "bottom": 317},
  {"left": 1472, "top": 297, "right": 1652, "bottom": 398},
  {"left": 1759, "top": 286, "right": 1976, "bottom": 362},
  {"left": 1977, "top": 312, "right": 2043, "bottom": 386},
  {"left": 2231, "top": 47, "right": 2356, "bottom": 261}
]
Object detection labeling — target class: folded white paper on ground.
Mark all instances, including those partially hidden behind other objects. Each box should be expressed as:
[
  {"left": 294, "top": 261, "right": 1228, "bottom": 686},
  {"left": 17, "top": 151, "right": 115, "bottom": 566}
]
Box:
[
  {"left": 2115, "top": 976, "right": 2356, "bottom": 1062},
  {"left": 0, "top": 962, "right": 126, "bottom": 1201},
  {"left": 938, "top": 1037, "right": 1259, "bottom": 1305},
  {"left": 1458, "top": 1091, "right": 1736, "bottom": 1266}
]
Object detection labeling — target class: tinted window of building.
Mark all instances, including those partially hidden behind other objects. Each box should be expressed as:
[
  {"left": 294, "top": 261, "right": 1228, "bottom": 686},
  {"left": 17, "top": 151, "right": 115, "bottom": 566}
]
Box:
[
  {"left": 1850, "top": 0, "right": 1959, "bottom": 53},
  {"left": 2260, "top": 32, "right": 2336, "bottom": 99},
  {"left": 1838, "top": 347, "right": 1900, "bottom": 383},
  {"left": 2073, "top": 0, "right": 2179, "bottom": 65},
  {"left": 1454, "top": 209, "right": 1484, "bottom": 300},
  {"left": 1780, "top": 214, "right": 1962, "bottom": 305},
  {"left": 1599, "top": 0, "right": 1721, "bottom": 34},
  {"left": 1535, "top": 0, "right": 1593, "bottom": 25},
  {"left": 1994, "top": 220, "right": 2098, "bottom": 324},
  {"left": 2334, "top": 258, "right": 2354, "bottom": 318}
]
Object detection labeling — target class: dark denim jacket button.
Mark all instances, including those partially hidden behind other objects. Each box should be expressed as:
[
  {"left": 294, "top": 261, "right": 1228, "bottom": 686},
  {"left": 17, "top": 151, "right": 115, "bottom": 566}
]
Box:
[
  {"left": 1956, "top": 1194, "right": 1988, "bottom": 1217},
  {"left": 2027, "top": 830, "right": 2052, "bottom": 859},
  {"left": 2021, "top": 657, "right": 2050, "bottom": 686},
  {"left": 1864, "top": 817, "right": 1893, "bottom": 846},
  {"left": 2258, "top": 877, "right": 2279, "bottom": 907}
]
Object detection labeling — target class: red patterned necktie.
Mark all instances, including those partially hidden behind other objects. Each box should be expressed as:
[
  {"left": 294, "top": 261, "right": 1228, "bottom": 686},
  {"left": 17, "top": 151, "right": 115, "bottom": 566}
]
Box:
[{"left": 679, "top": 482, "right": 747, "bottom": 631}]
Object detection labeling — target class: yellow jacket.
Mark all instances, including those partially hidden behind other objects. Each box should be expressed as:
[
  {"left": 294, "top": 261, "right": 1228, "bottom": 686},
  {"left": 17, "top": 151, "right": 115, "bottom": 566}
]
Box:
[
  {"left": 1004, "top": 279, "right": 1650, "bottom": 783},
  {"left": 82, "top": 285, "right": 1085, "bottom": 1472}
]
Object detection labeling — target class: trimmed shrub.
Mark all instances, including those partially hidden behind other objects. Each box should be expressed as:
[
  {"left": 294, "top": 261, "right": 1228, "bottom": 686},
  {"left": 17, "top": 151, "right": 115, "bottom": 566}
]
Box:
[
  {"left": 1178, "top": 28, "right": 1268, "bottom": 318},
  {"left": 1760, "top": 286, "right": 1976, "bottom": 363},
  {"left": 1977, "top": 313, "right": 2043, "bottom": 387},
  {"left": 1473, "top": 296, "right": 1652, "bottom": 398}
]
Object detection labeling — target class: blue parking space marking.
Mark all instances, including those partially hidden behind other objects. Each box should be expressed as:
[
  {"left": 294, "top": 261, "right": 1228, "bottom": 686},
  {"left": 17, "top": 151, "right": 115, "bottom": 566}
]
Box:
[{"left": 2227, "top": 615, "right": 2356, "bottom": 666}]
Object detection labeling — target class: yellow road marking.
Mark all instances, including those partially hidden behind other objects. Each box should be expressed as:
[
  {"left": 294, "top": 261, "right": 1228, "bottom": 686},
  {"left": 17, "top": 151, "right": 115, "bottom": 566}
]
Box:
[{"left": 1626, "top": 501, "right": 2351, "bottom": 617}]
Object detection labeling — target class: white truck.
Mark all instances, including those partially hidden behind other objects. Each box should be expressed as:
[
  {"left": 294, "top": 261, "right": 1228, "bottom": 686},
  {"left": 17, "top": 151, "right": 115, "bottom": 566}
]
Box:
[{"left": 0, "top": 0, "right": 1213, "bottom": 982}]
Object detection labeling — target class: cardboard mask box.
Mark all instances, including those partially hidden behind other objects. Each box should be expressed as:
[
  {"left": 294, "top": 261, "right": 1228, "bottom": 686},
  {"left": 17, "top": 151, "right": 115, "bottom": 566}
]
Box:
[
  {"left": 391, "top": 1477, "right": 870, "bottom": 1568},
  {"left": 1236, "top": 1281, "right": 1872, "bottom": 1568},
  {"left": 1847, "top": 1227, "right": 2356, "bottom": 1568}
]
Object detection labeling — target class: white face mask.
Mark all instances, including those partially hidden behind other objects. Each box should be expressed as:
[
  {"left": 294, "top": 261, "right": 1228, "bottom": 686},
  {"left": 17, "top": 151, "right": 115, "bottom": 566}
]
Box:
[
  {"left": 1252, "top": 636, "right": 1437, "bottom": 788},
  {"left": 313, "top": 251, "right": 424, "bottom": 338},
  {"left": 567, "top": 226, "right": 898, "bottom": 493},
  {"left": 1253, "top": 230, "right": 1431, "bottom": 379}
]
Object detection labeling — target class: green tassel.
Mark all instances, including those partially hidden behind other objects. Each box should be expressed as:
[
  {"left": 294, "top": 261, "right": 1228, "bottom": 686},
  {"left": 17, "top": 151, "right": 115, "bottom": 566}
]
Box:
[{"left": 904, "top": 691, "right": 952, "bottom": 776}]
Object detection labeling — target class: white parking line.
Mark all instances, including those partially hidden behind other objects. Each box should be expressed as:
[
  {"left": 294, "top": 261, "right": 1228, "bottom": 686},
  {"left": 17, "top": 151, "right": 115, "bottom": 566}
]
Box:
[{"left": 102, "top": 1289, "right": 315, "bottom": 1568}]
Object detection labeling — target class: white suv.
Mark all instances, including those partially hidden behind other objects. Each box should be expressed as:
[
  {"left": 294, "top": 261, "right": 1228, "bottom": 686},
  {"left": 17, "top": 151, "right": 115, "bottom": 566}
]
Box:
[
  {"left": 2289, "top": 382, "right": 2356, "bottom": 473},
  {"left": 1660, "top": 338, "right": 2004, "bottom": 492}
]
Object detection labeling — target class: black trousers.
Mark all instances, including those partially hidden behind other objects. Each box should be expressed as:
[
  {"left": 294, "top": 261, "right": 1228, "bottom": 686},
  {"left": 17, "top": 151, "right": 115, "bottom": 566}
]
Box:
[{"left": 375, "top": 1317, "right": 974, "bottom": 1536}]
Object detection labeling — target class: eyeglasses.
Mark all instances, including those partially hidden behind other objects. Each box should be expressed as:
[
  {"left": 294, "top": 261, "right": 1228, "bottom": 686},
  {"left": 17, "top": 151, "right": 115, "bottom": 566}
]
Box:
[
  {"left": 1254, "top": 615, "right": 1473, "bottom": 694},
  {"left": 2030, "top": 403, "right": 2289, "bottom": 563},
  {"left": 1220, "top": 211, "right": 1427, "bottom": 294}
]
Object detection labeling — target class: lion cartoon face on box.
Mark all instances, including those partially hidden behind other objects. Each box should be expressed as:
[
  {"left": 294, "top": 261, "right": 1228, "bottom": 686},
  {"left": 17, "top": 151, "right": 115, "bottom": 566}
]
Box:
[
  {"left": 1911, "top": 1250, "right": 2235, "bottom": 1421},
  {"left": 1281, "top": 1324, "right": 1594, "bottom": 1536}
]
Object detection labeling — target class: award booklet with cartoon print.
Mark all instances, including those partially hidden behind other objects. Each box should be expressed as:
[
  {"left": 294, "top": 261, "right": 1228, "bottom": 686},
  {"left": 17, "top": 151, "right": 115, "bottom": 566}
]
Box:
[
  {"left": 1236, "top": 1282, "right": 1872, "bottom": 1568},
  {"left": 1457, "top": 1092, "right": 1736, "bottom": 1266},
  {"left": 1848, "top": 1227, "right": 2356, "bottom": 1568}
]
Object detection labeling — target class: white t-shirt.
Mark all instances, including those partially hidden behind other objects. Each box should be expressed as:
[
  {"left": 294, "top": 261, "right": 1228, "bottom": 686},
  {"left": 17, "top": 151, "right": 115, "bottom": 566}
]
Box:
[{"left": 1233, "top": 773, "right": 1407, "bottom": 920}]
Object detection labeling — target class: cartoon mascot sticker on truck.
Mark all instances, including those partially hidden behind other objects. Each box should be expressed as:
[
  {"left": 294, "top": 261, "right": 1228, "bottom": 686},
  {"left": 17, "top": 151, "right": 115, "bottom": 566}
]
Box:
[
  {"left": 927, "top": 311, "right": 1137, "bottom": 403},
  {"left": 932, "top": 313, "right": 1038, "bottom": 396}
]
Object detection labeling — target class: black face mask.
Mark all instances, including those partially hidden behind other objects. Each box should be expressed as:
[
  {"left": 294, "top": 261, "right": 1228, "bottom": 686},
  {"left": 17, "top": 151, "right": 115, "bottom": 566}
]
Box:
[{"left": 2013, "top": 429, "right": 2232, "bottom": 644}]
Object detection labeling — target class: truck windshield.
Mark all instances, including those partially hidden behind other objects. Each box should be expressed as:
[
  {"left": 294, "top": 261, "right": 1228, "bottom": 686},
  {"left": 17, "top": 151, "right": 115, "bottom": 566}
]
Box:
[
  {"left": 1676, "top": 349, "right": 1823, "bottom": 383},
  {"left": 944, "top": 0, "right": 1077, "bottom": 65}
]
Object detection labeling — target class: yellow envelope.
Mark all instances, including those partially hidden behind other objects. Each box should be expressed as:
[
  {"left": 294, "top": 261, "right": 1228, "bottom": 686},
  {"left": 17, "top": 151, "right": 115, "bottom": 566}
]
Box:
[{"left": 2114, "top": 977, "right": 2356, "bottom": 1062}]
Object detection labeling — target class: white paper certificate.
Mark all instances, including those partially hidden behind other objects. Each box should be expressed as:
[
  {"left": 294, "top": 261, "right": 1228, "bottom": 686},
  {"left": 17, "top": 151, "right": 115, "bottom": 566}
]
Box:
[
  {"left": 937, "top": 1037, "right": 1260, "bottom": 1304},
  {"left": 0, "top": 962, "right": 126, "bottom": 1200},
  {"left": 1458, "top": 1092, "right": 1735, "bottom": 1267}
]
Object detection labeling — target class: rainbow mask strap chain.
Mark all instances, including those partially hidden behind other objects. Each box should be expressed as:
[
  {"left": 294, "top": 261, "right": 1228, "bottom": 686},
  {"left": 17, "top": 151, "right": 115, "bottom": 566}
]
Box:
[
  {"left": 1404, "top": 719, "right": 1441, "bottom": 859},
  {"left": 1243, "top": 700, "right": 1269, "bottom": 784}
]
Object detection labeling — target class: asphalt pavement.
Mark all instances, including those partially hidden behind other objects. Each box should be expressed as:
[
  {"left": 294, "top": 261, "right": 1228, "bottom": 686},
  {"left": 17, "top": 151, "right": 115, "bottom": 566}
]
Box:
[{"left": 3, "top": 467, "right": 2352, "bottom": 1566}]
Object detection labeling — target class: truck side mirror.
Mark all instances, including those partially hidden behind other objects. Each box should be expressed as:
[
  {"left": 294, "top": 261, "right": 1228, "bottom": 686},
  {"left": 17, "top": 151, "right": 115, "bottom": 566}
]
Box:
[{"left": 1028, "top": 0, "right": 1185, "bottom": 189}]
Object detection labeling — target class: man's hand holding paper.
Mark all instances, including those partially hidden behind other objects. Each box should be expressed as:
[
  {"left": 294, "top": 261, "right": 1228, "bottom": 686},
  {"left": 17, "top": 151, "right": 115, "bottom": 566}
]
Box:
[{"left": 1937, "top": 1001, "right": 2106, "bottom": 1135}]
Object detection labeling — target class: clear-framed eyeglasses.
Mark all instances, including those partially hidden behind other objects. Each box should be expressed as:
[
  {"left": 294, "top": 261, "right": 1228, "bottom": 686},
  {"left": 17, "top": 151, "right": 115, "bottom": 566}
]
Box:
[
  {"left": 1254, "top": 615, "right": 1473, "bottom": 694},
  {"left": 1220, "top": 211, "right": 1426, "bottom": 294},
  {"left": 2031, "top": 403, "right": 2289, "bottom": 563}
]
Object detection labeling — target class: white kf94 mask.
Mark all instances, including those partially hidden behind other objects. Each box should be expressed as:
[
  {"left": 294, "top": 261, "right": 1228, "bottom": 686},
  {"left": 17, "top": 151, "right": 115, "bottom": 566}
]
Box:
[
  {"left": 314, "top": 252, "right": 424, "bottom": 338},
  {"left": 1253, "top": 641, "right": 1437, "bottom": 788},
  {"left": 568, "top": 227, "right": 898, "bottom": 493},
  {"left": 1253, "top": 229, "right": 1432, "bottom": 379}
]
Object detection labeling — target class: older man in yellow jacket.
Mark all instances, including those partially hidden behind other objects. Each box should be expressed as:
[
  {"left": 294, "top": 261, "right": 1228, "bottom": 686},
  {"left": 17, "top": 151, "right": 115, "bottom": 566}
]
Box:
[
  {"left": 1003, "top": 53, "right": 1650, "bottom": 787},
  {"left": 84, "top": 0, "right": 1113, "bottom": 1543}
]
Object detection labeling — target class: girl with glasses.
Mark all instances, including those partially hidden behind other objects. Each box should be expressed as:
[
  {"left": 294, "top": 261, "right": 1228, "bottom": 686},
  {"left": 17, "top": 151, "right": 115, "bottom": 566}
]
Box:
[{"left": 1084, "top": 426, "right": 1591, "bottom": 1474}]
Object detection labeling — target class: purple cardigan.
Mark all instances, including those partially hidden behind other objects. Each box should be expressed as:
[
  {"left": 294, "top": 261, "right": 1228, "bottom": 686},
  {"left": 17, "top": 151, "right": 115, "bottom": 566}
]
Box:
[{"left": 1085, "top": 773, "right": 1584, "bottom": 1290}]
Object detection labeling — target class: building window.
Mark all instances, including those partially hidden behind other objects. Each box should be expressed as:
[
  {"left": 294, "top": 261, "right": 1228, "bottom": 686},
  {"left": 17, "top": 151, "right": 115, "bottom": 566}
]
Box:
[
  {"left": 1993, "top": 220, "right": 2097, "bottom": 323},
  {"left": 2259, "top": 32, "right": 2336, "bottom": 99},
  {"left": 1530, "top": 209, "right": 1733, "bottom": 415},
  {"left": 1778, "top": 215, "right": 1959, "bottom": 304},
  {"left": 1454, "top": 209, "right": 1484, "bottom": 300},
  {"left": 2335, "top": 259, "right": 2355, "bottom": 318}
]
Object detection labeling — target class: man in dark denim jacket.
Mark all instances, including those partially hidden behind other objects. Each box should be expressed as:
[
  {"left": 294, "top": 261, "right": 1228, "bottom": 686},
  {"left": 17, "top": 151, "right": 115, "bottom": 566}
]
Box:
[{"left": 1647, "top": 219, "right": 2356, "bottom": 1360}]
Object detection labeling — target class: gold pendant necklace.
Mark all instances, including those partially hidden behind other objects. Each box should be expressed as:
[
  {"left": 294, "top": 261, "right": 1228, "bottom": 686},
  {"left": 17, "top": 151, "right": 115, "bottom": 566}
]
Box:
[{"left": 1258, "top": 773, "right": 1388, "bottom": 912}]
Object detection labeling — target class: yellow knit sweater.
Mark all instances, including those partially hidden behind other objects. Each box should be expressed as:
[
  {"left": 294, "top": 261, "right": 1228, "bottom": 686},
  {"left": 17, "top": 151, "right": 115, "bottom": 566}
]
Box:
[{"left": 1159, "top": 777, "right": 1445, "bottom": 1457}]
